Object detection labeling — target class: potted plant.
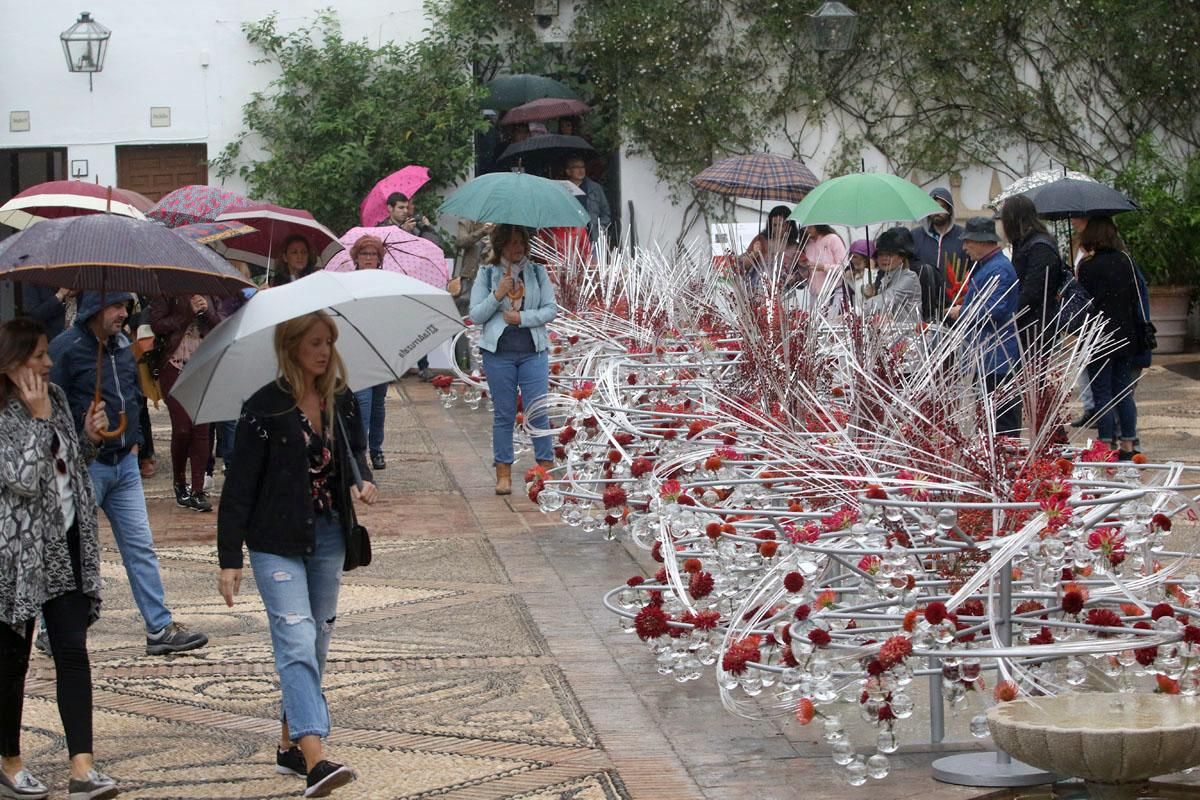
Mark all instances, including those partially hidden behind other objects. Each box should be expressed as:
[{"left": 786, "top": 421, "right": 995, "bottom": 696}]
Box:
[{"left": 1113, "top": 139, "right": 1200, "bottom": 353}]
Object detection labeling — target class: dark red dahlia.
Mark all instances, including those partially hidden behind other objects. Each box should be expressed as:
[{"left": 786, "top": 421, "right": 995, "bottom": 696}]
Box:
[
  {"left": 1183, "top": 625, "right": 1200, "bottom": 645},
  {"left": 626, "top": 575, "right": 645, "bottom": 587},
  {"left": 1086, "top": 608, "right": 1124, "bottom": 634},
  {"left": 924, "top": 602, "right": 948, "bottom": 625},
  {"left": 795, "top": 604, "right": 811, "bottom": 621},
  {"left": 783, "top": 572, "right": 805, "bottom": 593},
  {"left": 1062, "top": 590, "right": 1085, "bottom": 615},
  {"left": 1152, "top": 603, "right": 1176, "bottom": 621}
]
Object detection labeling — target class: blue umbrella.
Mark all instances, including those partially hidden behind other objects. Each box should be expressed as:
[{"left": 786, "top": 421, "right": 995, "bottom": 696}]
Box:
[{"left": 438, "top": 172, "right": 589, "bottom": 228}]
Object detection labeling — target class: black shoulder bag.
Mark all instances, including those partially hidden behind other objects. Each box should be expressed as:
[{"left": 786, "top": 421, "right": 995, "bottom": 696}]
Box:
[
  {"left": 334, "top": 410, "right": 372, "bottom": 571},
  {"left": 1126, "top": 253, "right": 1158, "bottom": 354}
]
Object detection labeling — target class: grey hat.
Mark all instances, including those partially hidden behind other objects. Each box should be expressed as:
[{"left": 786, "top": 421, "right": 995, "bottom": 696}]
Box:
[{"left": 961, "top": 216, "right": 1001, "bottom": 243}]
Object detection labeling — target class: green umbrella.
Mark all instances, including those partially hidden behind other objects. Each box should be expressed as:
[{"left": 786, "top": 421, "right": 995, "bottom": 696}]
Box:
[
  {"left": 438, "top": 172, "right": 590, "bottom": 229},
  {"left": 788, "top": 173, "right": 944, "bottom": 227},
  {"left": 482, "top": 74, "right": 579, "bottom": 111}
]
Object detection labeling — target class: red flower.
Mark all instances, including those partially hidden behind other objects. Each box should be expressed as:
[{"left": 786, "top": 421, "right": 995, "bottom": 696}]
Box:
[
  {"left": 602, "top": 485, "right": 628, "bottom": 509},
  {"left": 704, "top": 454, "right": 723, "bottom": 472},
  {"left": 660, "top": 479, "right": 683, "bottom": 501},
  {"left": 558, "top": 426, "right": 577, "bottom": 445},
  {"left": 705, "top": 522, "right": 723, "bottom": 540},
  {"left": 691, "top": 609, "right": 721, "bottom": 631},
  {"left": 1086, "top": 608, "right": 1124, "bottom": 635},
  {"left": 721, "top": 636, "right": 762, "bottom": 675},
  {"left": 795, "top": 604, "right": 811, "bottom": 621},
  {"left": 783, "top": 572, "right": 805, "bottom": 593},
  {"left": 924, "top": 602, "right": 948, "bottom": 625},
  {"left": 1183, "top": 625, "right": 1200, "bottom": 645},
  {"left": 689, "top": 571, "right": 715, "bottom": 599},
  {"left": 1029, "top": 626, "right": 1054, "bottom": 645},
  {"left": 634, "top": 604, "right": 671, "bottom": 640},
  {"left": 864, "top": 485, "right": 888, "bottom": 500},
  {"left": 630, "top": 457, "right": 653, "bottom": 478},
  {"left": 759, "top": 540, "right": 779, "bottom": 558},
  {"left": 430, "top": 374, "right": 454, "bottom": 390},
  {"left": 807, "top": 628, "right": 831, "bottom": 647},
  {"left": 875, "top": 704, "right": 896, "bottom": 722},
  {"left": 795, "top": 697, "right": 816, "bottom": 725},
  {"left": 959, "top": 599, "right": 985, "bottom": 618},
  {"left": 682, "top": 558, "right": 703, "bottom": 574},
  {"left": 569, "top": 381, "right": 595, "bottom": 400},
  {"left": 877, "top": 635, "right": 913, "bottom": 669},
  {"left": 626, "top": 576, "right": 645, "bottom": 587},
  {"left": 1151, "top": 513, "right": 1172, "bottom": 532},
  {"left": 1152, "top": 603, "right": 1175, "bottom": 621},
  {"left": 1157, "top": 674, "right": 1181, "bottom": 694},
  {"left": 1062, "top": 590, "right": 1086, "bottom": 615}
]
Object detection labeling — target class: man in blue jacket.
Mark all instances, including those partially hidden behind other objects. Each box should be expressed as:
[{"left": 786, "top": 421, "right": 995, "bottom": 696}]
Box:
[
  {"left": 49, "top": 291, "right": 209, "bottom": 655},
  {"left": 946, "top": 218, "right": 1022, "bottom": 436},
  {"left": 911, "top": 187, "right": 966, "bottom": 307}
]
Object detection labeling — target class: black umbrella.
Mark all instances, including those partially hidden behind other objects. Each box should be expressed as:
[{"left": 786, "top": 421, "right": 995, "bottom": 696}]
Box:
[
  {"left": 483, "top": 74, "right": 579, "bottom": 111},
  {"left": 1029, "top": 178, "right": 1139, "bottom": 220},
  {"left": 0, "top": 213, "right": 253, "bottom": 439},
  {"left": 498, "top": 135, "right": 596, "bottom": 171}
]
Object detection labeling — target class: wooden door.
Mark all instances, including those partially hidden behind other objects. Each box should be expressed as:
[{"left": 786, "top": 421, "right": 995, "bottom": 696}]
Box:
[{"left": 115, "top": 144, "right": 207, "bottom": 202}]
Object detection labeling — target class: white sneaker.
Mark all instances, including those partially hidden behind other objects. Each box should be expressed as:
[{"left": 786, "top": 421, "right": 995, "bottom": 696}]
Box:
[{"left": 204, "top": 473, "right": 214, "bottom": 491}]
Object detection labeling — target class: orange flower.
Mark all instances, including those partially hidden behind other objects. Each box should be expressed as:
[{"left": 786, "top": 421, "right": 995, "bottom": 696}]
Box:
[
  {"left": 993, "top": 680, "right": 1019, "bottom": 702},
  {"left": 795, "top": 697, "right": 816, "bottom": 725},
  {"left": 815, "top": 589, "right": 837, "bottom": 609}
]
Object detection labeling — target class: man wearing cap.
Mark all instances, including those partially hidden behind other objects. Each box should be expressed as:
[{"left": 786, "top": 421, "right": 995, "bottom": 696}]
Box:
[
  {"left": 863, "top": 228, "right": 922, "bottom": 322},
  {"left": 50, "top": 292, "right": 209, "bottom": 655},
  {"left": 946, "top": 218, "right": 1022, "bottom": 435},
  {"left": 911, "top": 187, "right": 967, "bottom": 304}
]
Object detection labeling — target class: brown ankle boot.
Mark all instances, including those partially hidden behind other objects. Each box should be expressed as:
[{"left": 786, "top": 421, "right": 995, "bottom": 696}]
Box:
[
  {"left": 537, "top": 460, "right": 555, "bottom": 470},
  {"left": 495, "top": 463, "right": 512, "bottom": 495}
]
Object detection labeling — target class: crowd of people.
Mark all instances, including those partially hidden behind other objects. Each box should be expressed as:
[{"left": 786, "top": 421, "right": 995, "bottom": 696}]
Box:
[
  {"left": 735, "top": 187, "right": 1153, "bottom": 458},
  {"left": 0, "top": 162, "right": 1154, "bottom": 799}
]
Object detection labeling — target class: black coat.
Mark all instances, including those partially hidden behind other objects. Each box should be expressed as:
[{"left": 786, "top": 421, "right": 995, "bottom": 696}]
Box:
[
  {"left": 1012, "top": 232, "right": 1064, "bottom": 337},
  {"left": 217, "top": 382, "right": 372, "bottom": 569},
  {"left": 1078, "top": 248, "right": 1143, "bottom": 360},
  {"left": 21, "top": 284, "right": 68, "bottom": 340}
]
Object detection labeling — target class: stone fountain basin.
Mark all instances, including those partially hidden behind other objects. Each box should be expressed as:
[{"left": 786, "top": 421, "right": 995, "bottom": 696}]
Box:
[{"left": 988, "top": 694, "right": 1200, "bottom": 790}]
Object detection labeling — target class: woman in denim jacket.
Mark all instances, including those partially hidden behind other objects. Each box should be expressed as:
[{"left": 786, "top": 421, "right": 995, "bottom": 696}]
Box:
[{"left": 469, "top": 225, "right": 557, "bottom": 495}]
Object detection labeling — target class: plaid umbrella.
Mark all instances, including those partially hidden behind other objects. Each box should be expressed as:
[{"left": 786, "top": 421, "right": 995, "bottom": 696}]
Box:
[
  {"left": 147, "top": 184, "right": 249, "bottom": 228},
  {"left": 500, "top": 98, "right": 590, "bottom": 126},
  {"left": 323, "top": 226, "right": 449, "bottom": 288},
  {"left": 690, "top": 154, "right": 820, "bottom": 201},
  {"left": 0, "top": 213, "right": 255, "bottom": 296},
  {"left": 0, "top": 180, "right": 151, "bottom": 229}
]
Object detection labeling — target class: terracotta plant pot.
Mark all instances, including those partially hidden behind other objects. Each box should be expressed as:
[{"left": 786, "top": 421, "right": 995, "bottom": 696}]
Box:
[{"left": 1148, "top": 285, "right": 1193, "bottom": 354}]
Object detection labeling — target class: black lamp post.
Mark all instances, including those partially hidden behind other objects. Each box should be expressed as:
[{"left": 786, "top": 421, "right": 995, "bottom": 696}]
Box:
[
  {"left": 60, "top": 11, "right": 111, "bottom": 92},
  {"left": 808, "top": 1, "right": 858, "bottom": 53}
]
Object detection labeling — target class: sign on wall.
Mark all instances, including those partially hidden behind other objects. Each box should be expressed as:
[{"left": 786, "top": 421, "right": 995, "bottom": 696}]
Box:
[
  {"left": 150, "top": 106, "right": 171, "bottom": 128},
  {"left": 9, "top": 111, "right": 30, "bottom": 132}
]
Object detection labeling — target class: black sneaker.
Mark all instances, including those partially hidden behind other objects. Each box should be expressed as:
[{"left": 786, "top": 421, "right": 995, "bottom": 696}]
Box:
[
  {"left": 276, "top": 745, "right": 307, "bottom": 777},
  {"left": 1070, "top": 409, "right": 1095, "bottom": 428},
  {"left": 146, "top": 622, "right": 209, "bottom": 655},
  {"left": 370, "top": 452, "right": 386, "bottom": 471},
  {"left": 66, "top": 769, "right": 117, "bottom": 800},
  {"left": 184, "top": 492, "right": 213, "bottom": 512},
  {"left": 1117, "top": 449, "right": 1142, "bottom": 462},
  {"left": 174, "top": 483, "right": 190, "bottom": 507},
  {"left": 304, "top": 761, "right": 355, "bottom": 797}
]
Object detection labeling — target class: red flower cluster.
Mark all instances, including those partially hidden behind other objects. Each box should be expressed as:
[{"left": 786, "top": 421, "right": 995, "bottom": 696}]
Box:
[
  {"left": 877, "top": 635, "right": 913, "bottom": 669},
  {"left": 1062, "top": 590, "right": 1086, "bottom": 615},
  {"left": 630, "top": 457, "right": 653, "bottom": 478},
  {"left": 602, "top": 485, "right": 628, "bottom": 509},
  {"left": 634, "top": 604, "right": 671, "bottom": 640},
  {"left": 689, "top": 571, "right": 715, "bottom": 599},
  {"left": 807, "top": 628, "right": 832, "bottom": 647},
  {"left": 783, "top": 572, "right": 805, "bottom": 593},
  {"left": 1085, "top": 607, "right": 1124, "bottom": 635},
  {"left": 430, "top": 374, "right": 454, "bottom": 390},
  {"left": 721, "top": 636, "right": 762, "bottom": 675},
  {"left": 924, "top": 602, "right": 948, "bottom": 625}
]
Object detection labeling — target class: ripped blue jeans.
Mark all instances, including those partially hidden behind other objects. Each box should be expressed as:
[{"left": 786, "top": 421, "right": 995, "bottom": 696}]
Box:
[{"left": 248, "top": 513, "right": 345, "bottom": 740}]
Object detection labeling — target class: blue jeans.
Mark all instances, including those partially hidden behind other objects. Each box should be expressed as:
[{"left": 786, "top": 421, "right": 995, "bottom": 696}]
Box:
[
  {"left": 88, "top": 452, "right": 173, "bottom": 633},
  {"left": 353, "top": 384, "right": 387, "bottom": 457},
  {"left": 216, "top": 420, "right": 237, "bottom": 469},
  {"left": 482, "top": 349, "right": 553, "bottom": 464},
  {"left": 1088, "top": 356, "right": 1137, "bottom": 443},
  {"left": 249, "top": 514, "right": 344, "bottom": 740}
]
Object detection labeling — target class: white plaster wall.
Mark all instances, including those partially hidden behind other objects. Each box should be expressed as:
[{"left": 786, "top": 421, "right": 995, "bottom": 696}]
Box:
[{"left": 0, "top": 0, "right": 431, "bottom": 194}]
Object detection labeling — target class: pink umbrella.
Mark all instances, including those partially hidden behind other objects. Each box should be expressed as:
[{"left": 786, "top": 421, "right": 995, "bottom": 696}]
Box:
[
  {"left": 213, "top": 202, "right": 343, "bottom": 274},
  {"left": 359, "top": 166, "right": 431, "bottom": 229},
  {"left": 500, "top": 97, "right": 590, "bottom": 126},
  {"left": 323, "top": 226, "right": 449, "bottom": 288}
]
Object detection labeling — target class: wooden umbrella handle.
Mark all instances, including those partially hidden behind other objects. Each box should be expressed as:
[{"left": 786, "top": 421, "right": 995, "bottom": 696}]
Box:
[{"left": 93, "top": 340, "right": 128, "bottom": 440}]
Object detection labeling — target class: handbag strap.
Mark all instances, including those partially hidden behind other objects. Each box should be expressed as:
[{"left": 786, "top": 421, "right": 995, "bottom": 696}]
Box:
[
  {"left": 1124, "top": 252, "right": 1149, "bottom": 324},
  {"left": 333, "top": 408, "right": 363, "bottom": 491}
]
